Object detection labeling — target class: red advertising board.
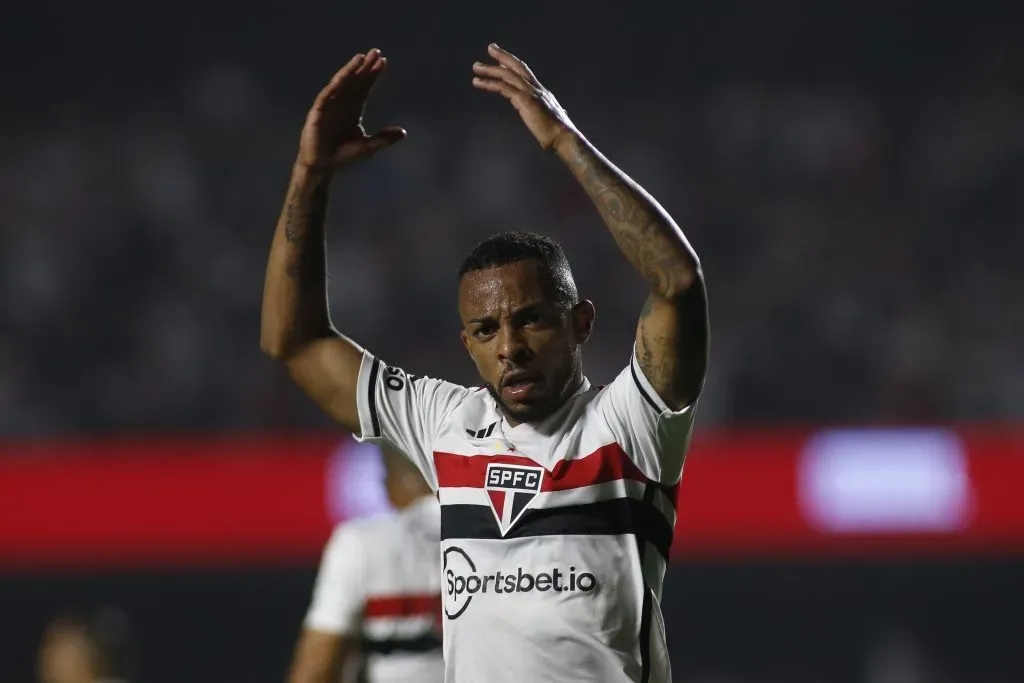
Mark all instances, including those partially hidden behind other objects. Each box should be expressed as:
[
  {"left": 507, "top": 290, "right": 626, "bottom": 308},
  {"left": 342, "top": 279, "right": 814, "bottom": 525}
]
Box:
[{"left": 1, "top": 429, "right": 1022, "bottom": 569}]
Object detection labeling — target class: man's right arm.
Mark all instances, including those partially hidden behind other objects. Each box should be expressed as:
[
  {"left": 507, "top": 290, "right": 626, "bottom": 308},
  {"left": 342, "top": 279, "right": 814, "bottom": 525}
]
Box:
[
  {"left": 260, "top": 164, "right": 364, "bottom": 434},
  {"left": 261, "top": 52, "right": 467, "bottom": 484},
  {"left": 259, "top": 163, "right": 466, "bottom": 485},
  {"left": 261, "top": 50, "right": 403, "bottom": 435}
]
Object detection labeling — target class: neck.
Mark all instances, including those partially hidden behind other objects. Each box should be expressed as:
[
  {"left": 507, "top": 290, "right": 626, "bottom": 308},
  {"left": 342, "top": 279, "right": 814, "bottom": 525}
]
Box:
[
  {"left": 500, "top": 370, "right": 585, "bottom": 428},
  {"left": 563, "top": 371, "right": 586, "bottom": 400}
]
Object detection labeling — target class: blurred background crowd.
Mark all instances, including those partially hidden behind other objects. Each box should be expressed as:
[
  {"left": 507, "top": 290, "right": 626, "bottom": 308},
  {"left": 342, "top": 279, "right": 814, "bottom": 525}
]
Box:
[
  {"left": 2, "top": 1, "right": 1021, "bottom": 436},
  {"left": 2, "top": 1, "right": 1021, "bottom": 682}
]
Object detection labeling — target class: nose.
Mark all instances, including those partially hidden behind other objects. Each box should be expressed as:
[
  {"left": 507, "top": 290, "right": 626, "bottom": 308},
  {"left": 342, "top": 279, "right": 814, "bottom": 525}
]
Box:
[{"left": 496, "top": 323, "right": 530, "bottom": 366}]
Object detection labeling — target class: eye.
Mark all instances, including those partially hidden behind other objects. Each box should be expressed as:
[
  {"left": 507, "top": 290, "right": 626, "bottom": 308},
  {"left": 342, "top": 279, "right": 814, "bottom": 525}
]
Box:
[
  {"left": 523, "top": 311, "right": 547, "bottom": 327},
  {"left": 473, "top": 324, "right": 496, "bottom": 339}
]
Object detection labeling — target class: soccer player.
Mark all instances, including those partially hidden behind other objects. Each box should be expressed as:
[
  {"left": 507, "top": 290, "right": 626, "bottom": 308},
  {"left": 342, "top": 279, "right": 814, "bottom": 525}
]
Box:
[
  {"left": 262, "top": 44, "right": 708, "bottom": 683},
  {"left": 287, "top": 446, "right": 443, "bottom": 683}
]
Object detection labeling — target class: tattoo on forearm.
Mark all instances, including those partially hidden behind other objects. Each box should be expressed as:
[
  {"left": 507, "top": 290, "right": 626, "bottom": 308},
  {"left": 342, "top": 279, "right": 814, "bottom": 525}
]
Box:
[
  {"left": 284, "top": 196, "right": 303, "bottom": 245},
  {"left": 561, "top": 137, "right": 707, "bottom": 407},
  {"left": 564, "top": 139, "right": 695, "bottom": 298},
  {"left": 283, "top": 183, "right": 329, "bottom": 283},
  {"left": 277, "top": 177, "right": 332, "bottom": 339}
]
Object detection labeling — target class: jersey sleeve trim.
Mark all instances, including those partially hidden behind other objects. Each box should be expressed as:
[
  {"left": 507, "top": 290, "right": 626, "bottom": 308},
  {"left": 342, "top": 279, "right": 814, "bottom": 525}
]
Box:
[
  {"left": 630, "top": 344, "right": 695, "bottom": 416},
  {"left": 630, "top": 359, "right": 663, "bottom": 413},
  {"left": 366, "top": 356, "right": 382, "bottom": 438},
  {"left": 355, "top": 351, "right": 381, "bottom": 442}
]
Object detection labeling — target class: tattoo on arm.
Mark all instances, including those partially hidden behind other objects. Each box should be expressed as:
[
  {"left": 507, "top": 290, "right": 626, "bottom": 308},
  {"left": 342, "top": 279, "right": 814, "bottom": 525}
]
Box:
[
  {"left": 279, "top": 177, "right": 332, "bottom": 339},
  {"left": 262, "top": 166, "right": 339, "bottom": 359},
  {"left": 636, "top": 294, "right": 676, "bottom": 396},
  {"left": 283, "top": 195, "right": 301, "bottom": 244},
  {"left": 636, "top": 285, "right": 709, "bottom": 409},
  {"left": 283, "top": 183, "right": 329, "bottom": 282},
  {"left": 561, "top": 136, "right": 697, "bottom": 299},
  {"left": 556, "top": 135, "right": 707, "bottom": 408}
]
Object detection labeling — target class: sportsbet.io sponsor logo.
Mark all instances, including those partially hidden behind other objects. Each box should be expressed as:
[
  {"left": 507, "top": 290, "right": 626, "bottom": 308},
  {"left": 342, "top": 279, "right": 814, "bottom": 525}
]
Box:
[{"left": 443, "top": 546, "right": 598, "bottom": 619}]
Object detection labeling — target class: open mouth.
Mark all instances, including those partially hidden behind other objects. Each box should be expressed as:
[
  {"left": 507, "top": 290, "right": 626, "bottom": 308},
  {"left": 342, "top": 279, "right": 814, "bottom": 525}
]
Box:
[{"left": 501, "top": 371, "right": 544, "bottom": 399}]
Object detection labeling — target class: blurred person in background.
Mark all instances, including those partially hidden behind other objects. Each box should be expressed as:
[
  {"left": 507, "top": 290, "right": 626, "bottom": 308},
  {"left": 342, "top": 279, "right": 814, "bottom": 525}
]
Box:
[
  {"left": 261, "top": 43, "right": 707, "bottom": 683},
  {"left": 287, "top": 444, "right": 442, "bottom": 683},
  {"left": 37, "top": 609, "right": 133, "bottom": 683}
]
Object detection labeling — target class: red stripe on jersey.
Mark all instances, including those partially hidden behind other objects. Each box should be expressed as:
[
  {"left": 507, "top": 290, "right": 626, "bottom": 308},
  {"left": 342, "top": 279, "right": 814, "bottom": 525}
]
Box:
[
  {"left": 364, "top": 594, "right": 441, "bottom": 618},
  {"left": 433, "top": 443, "right": 666, "bottom": 494}
]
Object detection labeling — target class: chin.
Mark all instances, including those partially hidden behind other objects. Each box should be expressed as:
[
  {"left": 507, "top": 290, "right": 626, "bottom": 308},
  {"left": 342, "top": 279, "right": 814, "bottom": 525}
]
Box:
[{"left": 501, "top": 397, "right": 558, "bottom": 424}]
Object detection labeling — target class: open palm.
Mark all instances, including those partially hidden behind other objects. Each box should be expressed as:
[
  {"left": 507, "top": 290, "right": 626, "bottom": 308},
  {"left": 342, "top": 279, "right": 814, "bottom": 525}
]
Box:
[
  {"left": 472, "top": 44, "right": 576, "bottom": 152},
  {"left": 297, "top": 49, "right": 405, "bottom": 172}
]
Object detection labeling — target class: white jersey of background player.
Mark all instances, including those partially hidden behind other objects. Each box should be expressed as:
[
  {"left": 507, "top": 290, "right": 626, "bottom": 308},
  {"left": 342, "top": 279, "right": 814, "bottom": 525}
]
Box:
[
  {"left": 287, "top": 448, "right": 443, "bottom": 683},
  {"left": 263, "top": 46, "right": 708, "bottom": 683}
]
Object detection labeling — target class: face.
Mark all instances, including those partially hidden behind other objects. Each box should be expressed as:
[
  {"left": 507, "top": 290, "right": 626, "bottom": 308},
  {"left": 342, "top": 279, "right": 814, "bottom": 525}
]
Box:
[{"left": 459, "top": 260, "right": 594, "bottom": 424}]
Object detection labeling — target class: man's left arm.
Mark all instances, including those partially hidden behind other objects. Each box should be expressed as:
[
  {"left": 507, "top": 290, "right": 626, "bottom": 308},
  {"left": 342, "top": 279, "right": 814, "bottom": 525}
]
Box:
[
  {"left": 472, "top": 44, "right": 708, "bottom": 411},
  {"left": 555, "top": 133, "right": 708, "bottom": 410}
]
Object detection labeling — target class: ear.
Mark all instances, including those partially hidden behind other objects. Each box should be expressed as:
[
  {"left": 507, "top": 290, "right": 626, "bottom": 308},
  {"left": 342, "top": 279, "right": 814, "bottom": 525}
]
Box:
[
  {"left": 460, "top": 329, "right": 471, "bottom": 351},
  {"left": 571, "top": 299, "right": 596, "bottom": 344}
]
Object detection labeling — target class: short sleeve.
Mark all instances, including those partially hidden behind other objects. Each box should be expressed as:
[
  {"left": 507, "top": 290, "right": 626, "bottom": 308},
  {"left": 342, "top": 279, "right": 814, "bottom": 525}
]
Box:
[
  {"left": 354, "top": 351, "right": 469, "bottom": 490},
  {"left": 304, "top": 525, "right": 367, "bottom": 635},
  {"left": 597, "top": 346, "right": 698, "bottom": 485}
]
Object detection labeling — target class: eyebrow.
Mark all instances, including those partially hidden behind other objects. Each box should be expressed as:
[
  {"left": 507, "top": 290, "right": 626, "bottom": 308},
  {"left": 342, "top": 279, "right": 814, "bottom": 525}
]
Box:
[{"left": 467, "top": 301, "right": 548, "bottom": 326}]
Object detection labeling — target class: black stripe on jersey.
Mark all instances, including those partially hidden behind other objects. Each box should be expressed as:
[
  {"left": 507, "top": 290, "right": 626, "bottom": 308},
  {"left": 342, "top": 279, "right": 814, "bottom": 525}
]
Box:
[
  {"left": 441, "top": 498, "right": 674, "bottom": 560},
  {"left": 367, "top": 359, "right": 382, "bottom": 438},
  {"left": 637, "top": 484, "right": 657, "bottom": 683},
  {"left": 638, "top": 587, "right": 653, "bottom": 683},
  {"left": 360, "top": 632, "right": 442, "bottom": 656},
  {"left": 630, "top": 360, "right": 662, "bottom": 413}
]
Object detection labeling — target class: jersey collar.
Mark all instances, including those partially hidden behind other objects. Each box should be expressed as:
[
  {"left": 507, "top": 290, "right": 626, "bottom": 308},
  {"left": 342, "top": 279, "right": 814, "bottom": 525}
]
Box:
[{"left": 496, "top": 375, "right": 592, "bottom": 437}]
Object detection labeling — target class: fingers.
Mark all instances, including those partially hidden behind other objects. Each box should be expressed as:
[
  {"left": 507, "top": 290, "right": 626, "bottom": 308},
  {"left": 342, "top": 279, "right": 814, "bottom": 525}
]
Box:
[
  {"left": 471, "top": 76, "right": 520, "bottom": 100},
  {"left": 472, "top": 62, "right": 531, "bottom": 92},
  {"left": 332, "top": 53, "right": 368, "bottom": 85},
  {"left": 473, "top": 43, "right": 541, "bottom": 101},
  {"left": 486, "top": 43, "right": 539, "bottom": 85},
  {"left": 314, "top": 53, "right": 365, "bottom": 106},
  {"left": 364, "top": 127, "right": 407, "bottom": 155},
  {"left": 315, "top": 49, "right": 388, "bottom": 107},
  {"left": 354, "top": 48, "right": 384, "bottom": 77},
  {"left": 355, "top": 52, "right": 389, "bottom": 97}
]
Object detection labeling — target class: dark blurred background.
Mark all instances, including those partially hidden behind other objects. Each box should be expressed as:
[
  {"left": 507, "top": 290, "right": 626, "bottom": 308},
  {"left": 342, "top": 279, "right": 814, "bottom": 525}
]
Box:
[{"left": 2, "top": 0, "right": 1022, "bottom": 681}]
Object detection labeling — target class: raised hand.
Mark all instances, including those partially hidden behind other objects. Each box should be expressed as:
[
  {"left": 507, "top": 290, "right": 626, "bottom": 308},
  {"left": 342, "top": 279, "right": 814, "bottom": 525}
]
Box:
[
  {"left": 472, "top": 44, "right": 577, "bottom": 152},
  {"left": 296, "top": 49, "right": 406, "bottom": 172}
]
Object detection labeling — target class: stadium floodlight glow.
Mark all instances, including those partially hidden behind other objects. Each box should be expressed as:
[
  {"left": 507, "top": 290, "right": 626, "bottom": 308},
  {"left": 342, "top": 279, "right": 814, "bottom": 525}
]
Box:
[
  {"left": 798, "top": 428, "right": 973, "bottom": 533},
  {"left": 326, "top": 440, "right": 394, "bottom": 522}
]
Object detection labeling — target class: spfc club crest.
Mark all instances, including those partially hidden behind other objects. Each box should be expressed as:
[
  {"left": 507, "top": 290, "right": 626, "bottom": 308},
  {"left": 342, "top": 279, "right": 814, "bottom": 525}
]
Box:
[{"left": 484, "top": 463, "right": 543, "bottom": 535}]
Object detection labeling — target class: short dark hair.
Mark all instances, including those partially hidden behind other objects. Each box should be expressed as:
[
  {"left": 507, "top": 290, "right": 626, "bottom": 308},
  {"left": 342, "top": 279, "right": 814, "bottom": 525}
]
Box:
[{"left": 458, "top": 231, "right": 578, "bottom": 308}]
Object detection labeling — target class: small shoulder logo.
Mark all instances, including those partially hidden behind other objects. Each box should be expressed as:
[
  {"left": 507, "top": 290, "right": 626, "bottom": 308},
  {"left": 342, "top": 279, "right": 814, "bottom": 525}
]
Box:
[
  {"left": 484, "top": 463, "right": 543, "bottom": 535},
  {"left": 465, "top": 422, "right": 497, "bottom": 440}
]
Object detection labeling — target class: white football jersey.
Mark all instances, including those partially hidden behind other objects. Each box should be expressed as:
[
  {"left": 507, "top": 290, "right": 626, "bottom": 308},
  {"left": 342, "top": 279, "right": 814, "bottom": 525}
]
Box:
[
  {"left": 353, "top": 348, "right": 697, "bottom": 683},
  {"left": 304, "top": 496, "right": 444, "bottom": 683}
]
